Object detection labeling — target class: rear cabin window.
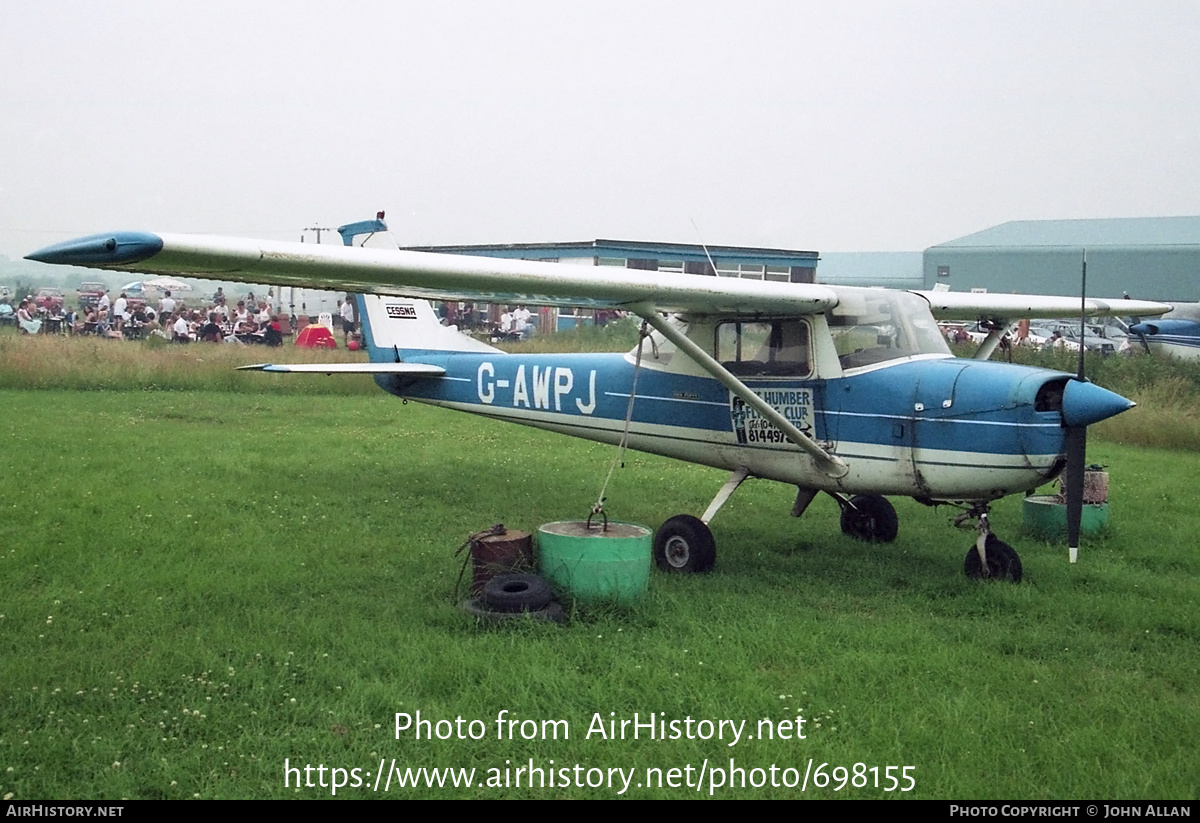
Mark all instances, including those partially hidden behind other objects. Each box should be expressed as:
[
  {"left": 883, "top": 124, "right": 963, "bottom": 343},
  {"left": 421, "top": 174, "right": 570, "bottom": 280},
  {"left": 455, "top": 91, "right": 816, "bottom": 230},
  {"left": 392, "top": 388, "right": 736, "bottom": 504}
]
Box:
[{"left": 716, "top": 320, "right": 811, "bottom": 377}]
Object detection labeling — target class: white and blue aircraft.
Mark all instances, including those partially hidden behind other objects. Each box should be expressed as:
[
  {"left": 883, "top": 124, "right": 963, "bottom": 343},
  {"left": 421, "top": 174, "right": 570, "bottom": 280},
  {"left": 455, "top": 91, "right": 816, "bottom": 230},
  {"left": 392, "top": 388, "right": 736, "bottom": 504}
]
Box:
[
  {"left": 1129, "top": 317, "right": 1200, "bottom": 361},
  {"left": 27, "top": 220, "right": 1172, "bottom": 581}
]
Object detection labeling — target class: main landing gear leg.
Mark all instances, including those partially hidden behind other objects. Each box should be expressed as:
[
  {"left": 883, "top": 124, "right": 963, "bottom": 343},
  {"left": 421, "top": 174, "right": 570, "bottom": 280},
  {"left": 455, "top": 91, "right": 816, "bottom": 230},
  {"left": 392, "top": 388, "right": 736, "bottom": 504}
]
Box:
[
  {"left": 956, "top": 506, "right": 1022, "bottom": 583},
  {"left": 654, "top": 467, "right": 748, "bottom": 574}
]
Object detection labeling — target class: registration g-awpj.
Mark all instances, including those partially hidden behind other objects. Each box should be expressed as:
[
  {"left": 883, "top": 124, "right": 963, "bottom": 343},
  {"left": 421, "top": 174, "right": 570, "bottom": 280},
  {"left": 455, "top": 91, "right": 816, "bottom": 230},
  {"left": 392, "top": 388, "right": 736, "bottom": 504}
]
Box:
[{"left": 27, "top": 221, "right": 1171, "bottom": 581}]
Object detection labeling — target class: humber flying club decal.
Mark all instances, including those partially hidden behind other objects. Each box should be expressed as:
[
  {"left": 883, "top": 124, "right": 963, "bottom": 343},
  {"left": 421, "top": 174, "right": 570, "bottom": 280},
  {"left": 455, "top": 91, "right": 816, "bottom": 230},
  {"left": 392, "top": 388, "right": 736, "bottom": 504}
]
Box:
[
  {"left": 385, "top": 303, "right": 419, "bottom": 319},
  {"left": 477, "top": 362, "right": 597, "bottom": 415},
  {"left": 731, "top": 388, "right": 813, "bottom": 445}
]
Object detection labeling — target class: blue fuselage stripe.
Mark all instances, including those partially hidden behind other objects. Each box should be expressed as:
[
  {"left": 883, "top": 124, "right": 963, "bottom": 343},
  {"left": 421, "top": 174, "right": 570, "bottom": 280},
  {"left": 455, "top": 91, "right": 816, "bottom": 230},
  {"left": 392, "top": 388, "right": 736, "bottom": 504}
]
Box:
[{"left": 369, "top": 350, "right": 1069, "bottom": 459}]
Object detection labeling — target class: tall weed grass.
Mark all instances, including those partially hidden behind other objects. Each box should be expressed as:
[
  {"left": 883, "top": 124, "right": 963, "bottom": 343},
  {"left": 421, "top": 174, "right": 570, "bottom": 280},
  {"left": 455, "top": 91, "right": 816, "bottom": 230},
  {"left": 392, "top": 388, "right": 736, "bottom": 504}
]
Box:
[
  {"left": 0, "top": 332, "right": 376, "bottom": 394},
  {"left": 495, "top": 316, "right": 641, "bottom": 353},
  {"left": 1001, "top": 346, "right": 1200, "bottom": 450}
]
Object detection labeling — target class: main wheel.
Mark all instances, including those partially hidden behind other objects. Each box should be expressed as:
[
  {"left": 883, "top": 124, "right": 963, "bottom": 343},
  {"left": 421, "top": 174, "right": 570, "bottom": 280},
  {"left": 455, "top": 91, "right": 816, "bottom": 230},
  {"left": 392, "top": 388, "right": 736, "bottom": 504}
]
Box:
[
  {"left": 653, "top": 515, "right": 716, "bottom": 573},
  {"left": 839, "top": 494, "right": 899, "bottom": 542},
  {"left": 964, "top": 535, "right": 1022, "bottom": 583}
]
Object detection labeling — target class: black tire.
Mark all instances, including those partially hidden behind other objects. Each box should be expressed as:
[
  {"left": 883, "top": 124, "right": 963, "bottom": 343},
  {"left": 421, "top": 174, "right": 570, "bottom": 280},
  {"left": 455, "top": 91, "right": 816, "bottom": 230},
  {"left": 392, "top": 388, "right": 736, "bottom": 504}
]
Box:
[
  {"left": 653, "top": 515, "right": 716, "bottom": 573},
  {"left": 839, "top": 494, "right": 899, "bottom": 542},
  {"left": 460, "top": 597, "right": 567, "bottom": 624},
  {"left": 964, "top": 535, "right": 1022, "bottom": 583},
  {"left": 481, "top": 573, "right": 553, "bottom": 613}
]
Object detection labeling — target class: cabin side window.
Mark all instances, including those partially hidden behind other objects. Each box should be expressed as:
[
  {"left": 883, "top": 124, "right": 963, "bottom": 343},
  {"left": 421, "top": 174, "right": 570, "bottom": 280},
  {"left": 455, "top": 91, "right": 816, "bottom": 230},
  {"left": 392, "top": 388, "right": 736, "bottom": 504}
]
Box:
[{"left": 715, "top": 320, "right": 811, "bottom": 377}]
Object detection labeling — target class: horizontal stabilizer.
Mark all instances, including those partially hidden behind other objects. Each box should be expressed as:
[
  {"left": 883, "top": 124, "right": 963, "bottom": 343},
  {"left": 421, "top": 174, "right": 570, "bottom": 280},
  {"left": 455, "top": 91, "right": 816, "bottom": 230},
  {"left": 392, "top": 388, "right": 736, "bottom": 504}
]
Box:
[{"left": 237, "top": 362, "right": 446, "bottom": 376}]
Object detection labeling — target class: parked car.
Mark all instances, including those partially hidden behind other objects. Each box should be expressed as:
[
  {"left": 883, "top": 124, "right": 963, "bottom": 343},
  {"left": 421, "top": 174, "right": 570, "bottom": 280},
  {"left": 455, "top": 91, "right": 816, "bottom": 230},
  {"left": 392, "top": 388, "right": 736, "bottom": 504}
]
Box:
[
  {"left": 35, "top": 287, "right": 65, "bottom": 313},
  {"left": 77, "top": 282, "right": 109, "bottom": 310},
  {"left": 1029, "top": 321, "right": 1116, "bottom": 355}
]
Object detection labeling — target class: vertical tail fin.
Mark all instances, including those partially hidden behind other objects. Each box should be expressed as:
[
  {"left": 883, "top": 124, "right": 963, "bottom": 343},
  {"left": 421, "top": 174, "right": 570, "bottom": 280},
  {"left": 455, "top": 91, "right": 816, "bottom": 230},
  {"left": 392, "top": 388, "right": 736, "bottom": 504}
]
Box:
[
  {"left": 356, "top": 294, "right": 499, "bottom": 360},
  {"left": 339, "top": 214, "right": 500, "bottom": 360}
]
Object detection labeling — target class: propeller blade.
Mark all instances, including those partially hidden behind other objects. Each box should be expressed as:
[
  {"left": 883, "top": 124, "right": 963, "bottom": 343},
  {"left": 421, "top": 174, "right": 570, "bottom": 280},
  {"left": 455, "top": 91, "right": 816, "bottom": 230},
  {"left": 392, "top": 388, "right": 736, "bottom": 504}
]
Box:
[
  {"left": 1064, "top": 425, "right": 1086, "bottom": 563},
  {"left": 1129, "top": 320, "right": 1153, "bottom": 354},
  {"left": 1066, "top": 250, "right": 1087, "bottom": 563},
  {"left": 1077, "top": 253, "right": 1087, "bottom": 381}
]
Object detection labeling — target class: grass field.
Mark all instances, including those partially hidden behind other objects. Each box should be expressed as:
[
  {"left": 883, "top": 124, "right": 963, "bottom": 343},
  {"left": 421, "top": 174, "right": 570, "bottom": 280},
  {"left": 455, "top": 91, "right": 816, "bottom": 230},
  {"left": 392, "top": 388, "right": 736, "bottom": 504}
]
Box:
[{"left": 2, "top": 386, "right": 1198, "bottom": 799}]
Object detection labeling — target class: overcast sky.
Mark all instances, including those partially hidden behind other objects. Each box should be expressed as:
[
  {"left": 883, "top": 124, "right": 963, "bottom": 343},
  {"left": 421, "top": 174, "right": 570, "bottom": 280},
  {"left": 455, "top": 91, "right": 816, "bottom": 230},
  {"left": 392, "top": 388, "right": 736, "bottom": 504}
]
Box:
[{"left": 3, "top": 0, "right": 1198, "bottom": 259}]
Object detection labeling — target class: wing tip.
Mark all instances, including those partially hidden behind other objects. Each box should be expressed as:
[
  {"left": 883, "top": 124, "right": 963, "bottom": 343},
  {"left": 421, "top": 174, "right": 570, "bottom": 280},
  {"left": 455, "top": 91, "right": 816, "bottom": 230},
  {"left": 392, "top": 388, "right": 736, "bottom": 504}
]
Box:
[{"left": 26, "top": 232, "right": 164, "bottom": 267}]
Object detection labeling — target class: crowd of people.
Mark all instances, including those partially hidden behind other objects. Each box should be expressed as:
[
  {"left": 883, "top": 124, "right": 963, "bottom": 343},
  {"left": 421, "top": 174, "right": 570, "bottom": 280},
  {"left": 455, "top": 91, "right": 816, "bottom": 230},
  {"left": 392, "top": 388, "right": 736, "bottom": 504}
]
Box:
[
  {"left": 4, "top": 287, "right": 297, "bottom": 345},
  {"left": 436, "top": 302, "right": 541, "bottom": 341}
]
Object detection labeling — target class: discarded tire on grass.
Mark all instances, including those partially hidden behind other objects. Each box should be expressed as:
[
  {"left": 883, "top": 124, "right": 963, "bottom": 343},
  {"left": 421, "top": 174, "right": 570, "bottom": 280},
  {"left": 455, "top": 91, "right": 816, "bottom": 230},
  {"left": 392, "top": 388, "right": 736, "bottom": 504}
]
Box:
[
  {"left": 460, "top": 597, "right": 567, "bottom": 624},
  {"left": 482, "top": 573, "right": 553, "bottom": 613}
]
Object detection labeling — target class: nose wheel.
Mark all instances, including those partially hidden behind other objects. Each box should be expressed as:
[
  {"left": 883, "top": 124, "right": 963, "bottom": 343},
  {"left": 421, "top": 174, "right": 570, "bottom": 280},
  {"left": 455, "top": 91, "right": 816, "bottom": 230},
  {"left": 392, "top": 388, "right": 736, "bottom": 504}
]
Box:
[{"left": 958, "top": 509, "right": 1022, "bottom": 583}]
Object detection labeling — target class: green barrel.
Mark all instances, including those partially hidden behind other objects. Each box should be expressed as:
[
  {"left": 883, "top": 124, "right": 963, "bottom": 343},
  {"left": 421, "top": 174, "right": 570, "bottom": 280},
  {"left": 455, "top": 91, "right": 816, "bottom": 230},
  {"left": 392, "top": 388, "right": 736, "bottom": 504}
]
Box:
[
  {"left": 1022, "top": 495, "right": 1110, "bottom": 540},
  {"left": 537, "top": 521, "right": 651, "bottom": 605}
]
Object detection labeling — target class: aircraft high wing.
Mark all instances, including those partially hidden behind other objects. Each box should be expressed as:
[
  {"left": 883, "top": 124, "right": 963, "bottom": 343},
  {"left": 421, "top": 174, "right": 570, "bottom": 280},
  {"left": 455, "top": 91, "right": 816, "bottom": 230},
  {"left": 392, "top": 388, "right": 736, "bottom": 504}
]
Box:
[
  {"left": 25, "top": 231, "right": 1171, "bottom": 321},
  {"left": 27, "top": 227, "right": 1172, "bottom": 582}
]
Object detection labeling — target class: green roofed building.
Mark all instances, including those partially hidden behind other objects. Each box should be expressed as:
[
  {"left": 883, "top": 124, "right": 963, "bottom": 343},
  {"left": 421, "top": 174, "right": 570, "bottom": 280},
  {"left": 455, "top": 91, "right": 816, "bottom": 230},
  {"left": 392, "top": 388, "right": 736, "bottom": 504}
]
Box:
[{"left": 923, "top": 217, "right": 1200, "bottom": 302}]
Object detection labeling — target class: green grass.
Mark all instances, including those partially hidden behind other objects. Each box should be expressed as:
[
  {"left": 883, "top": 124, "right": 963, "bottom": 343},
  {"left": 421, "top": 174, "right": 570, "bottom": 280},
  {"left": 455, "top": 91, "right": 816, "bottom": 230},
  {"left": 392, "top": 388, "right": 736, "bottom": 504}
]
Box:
[{"left": 1, "top": 390, "right": 1197, "bottom": 799}]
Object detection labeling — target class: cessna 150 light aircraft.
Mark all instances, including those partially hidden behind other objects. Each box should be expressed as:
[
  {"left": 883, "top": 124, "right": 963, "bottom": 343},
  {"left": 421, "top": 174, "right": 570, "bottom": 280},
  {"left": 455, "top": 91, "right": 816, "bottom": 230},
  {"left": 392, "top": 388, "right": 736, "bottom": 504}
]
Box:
[{"left": 27, "top": 220, "right": 1172, "bottom": 582}]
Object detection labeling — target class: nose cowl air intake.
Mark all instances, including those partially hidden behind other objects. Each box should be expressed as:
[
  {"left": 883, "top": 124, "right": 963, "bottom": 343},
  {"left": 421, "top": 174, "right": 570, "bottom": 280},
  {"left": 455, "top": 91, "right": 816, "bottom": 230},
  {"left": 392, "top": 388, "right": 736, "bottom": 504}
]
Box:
[{"left": 1061, "top": 379, "right": 1134, "bottom": 428}]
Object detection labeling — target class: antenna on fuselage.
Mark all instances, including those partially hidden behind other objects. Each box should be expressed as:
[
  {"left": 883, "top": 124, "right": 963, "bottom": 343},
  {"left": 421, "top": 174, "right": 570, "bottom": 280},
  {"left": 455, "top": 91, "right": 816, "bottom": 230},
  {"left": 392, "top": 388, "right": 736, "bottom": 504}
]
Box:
[{"left": 690, "top": 218, "right": 720, "bottom": 277}]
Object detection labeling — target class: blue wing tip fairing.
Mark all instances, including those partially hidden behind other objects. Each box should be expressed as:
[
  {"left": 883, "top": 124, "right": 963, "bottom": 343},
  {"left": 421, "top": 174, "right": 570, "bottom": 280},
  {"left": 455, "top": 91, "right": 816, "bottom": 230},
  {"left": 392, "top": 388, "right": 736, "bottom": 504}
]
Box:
[{"left": 25, "top": 232, "right": 163, "bottom": 267}]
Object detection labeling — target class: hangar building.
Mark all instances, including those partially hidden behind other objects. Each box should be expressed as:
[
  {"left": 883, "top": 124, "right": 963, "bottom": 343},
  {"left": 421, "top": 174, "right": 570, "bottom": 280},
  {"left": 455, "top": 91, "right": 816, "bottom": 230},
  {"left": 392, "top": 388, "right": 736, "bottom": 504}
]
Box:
[
  {"left": 815, "top": 251, "right": 922, "bottom": 289},
  {"left": 923, "top": 217, "right": 1200, "bottom": 302}
]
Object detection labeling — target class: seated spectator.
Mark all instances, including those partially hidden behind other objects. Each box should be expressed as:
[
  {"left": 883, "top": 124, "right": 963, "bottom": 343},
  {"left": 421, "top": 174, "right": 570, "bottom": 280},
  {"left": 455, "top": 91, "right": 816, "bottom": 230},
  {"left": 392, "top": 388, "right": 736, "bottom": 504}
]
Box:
[
  {"left": 263, "top": 315, "right": 284, "bottom": 347},
  {"left": 95, "top": 308, "right": 122, "bottom": 339},
  {"left": 198, "top": 313, "right": 224, "bottom": 343},
  {"left": 94, "top": 308, "right": 113, "bottom": 336},
  {"left": 17, "top": 300, "right": 42, "bottom": 334},
  {"left": 172, "top": 313, "right": 192, "bottom": 343}
]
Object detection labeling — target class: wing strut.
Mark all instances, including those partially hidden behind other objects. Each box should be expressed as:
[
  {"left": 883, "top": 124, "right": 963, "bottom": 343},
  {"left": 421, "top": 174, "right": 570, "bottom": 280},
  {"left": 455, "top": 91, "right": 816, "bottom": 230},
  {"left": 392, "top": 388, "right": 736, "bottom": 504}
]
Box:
[
  {"left": 972, "top": 327, "right": 1007, "bottom": 361},
  {"left": 634, "top": 309, "right": 848, "bottom": 478}
]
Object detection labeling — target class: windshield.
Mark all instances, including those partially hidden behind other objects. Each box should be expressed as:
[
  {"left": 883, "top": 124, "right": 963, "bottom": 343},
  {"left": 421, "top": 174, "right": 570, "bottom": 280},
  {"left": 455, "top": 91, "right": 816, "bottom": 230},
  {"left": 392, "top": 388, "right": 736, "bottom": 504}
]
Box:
[{"left": 827, "top": 290, "right": 950, "bottom": 369}]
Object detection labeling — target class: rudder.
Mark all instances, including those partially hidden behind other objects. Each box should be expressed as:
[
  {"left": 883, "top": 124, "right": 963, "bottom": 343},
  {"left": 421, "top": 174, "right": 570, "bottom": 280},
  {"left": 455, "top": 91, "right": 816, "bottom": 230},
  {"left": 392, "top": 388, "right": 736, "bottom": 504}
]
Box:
[{"left": 357, "top": 295, "right": 498, "bottom": 359}]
